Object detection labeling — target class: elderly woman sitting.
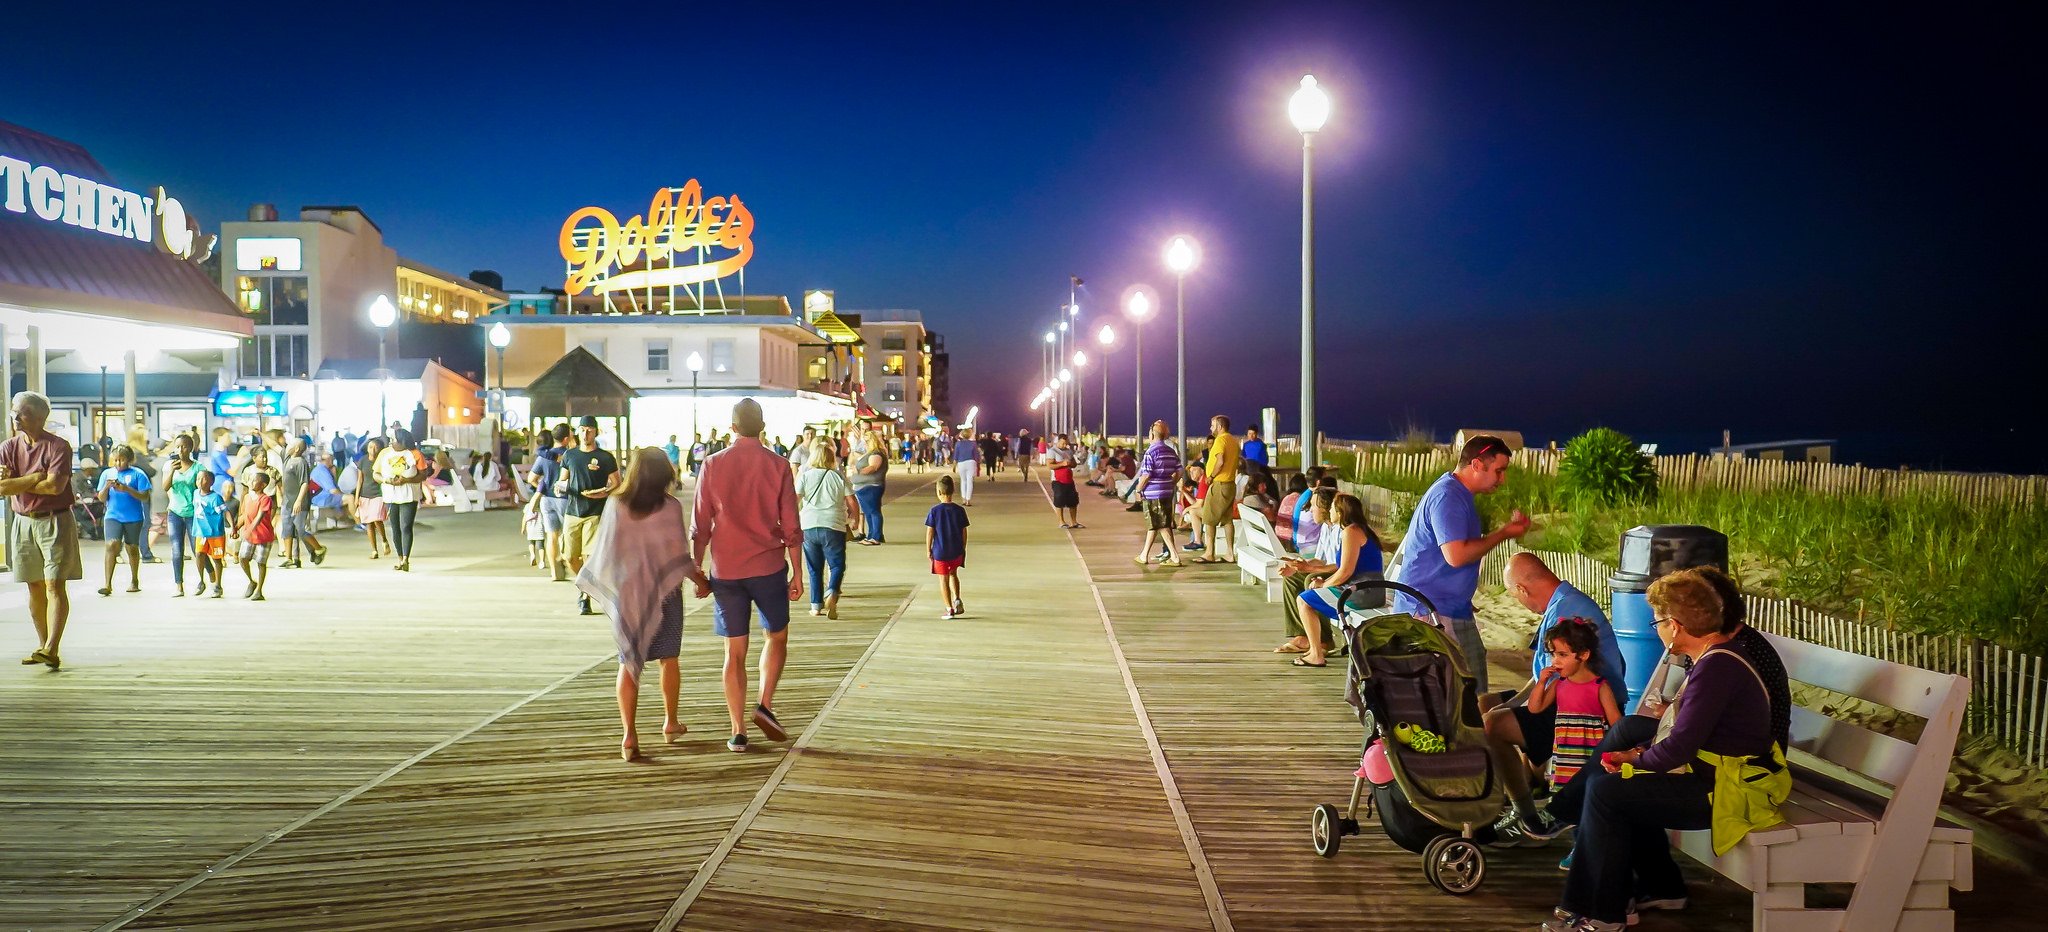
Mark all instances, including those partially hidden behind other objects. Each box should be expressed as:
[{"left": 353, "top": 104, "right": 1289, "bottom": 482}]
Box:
[{"left": 1543, "top": 568, "right": 1790, "bottom": 931}]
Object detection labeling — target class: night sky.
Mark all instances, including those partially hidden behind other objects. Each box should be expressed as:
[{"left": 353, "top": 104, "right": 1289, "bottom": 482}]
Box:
[{"left": 5, "top": 2, "right": 2037, "bottom": 470}]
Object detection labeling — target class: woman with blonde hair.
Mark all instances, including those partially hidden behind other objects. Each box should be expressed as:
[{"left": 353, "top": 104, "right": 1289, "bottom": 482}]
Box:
[
  {"left": 577, "top": 447, "right": 710, "bottom": 761},
  {"left": 796, "top": 439, "right": 856, "bottom": 618},
  {"left": 848, "top": 428, "right": 889, "bottom": 545}
]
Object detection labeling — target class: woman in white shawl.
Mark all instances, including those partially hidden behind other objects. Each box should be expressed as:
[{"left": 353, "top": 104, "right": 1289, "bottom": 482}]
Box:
[{"left": 576, "top": 447, "right": 710, "bottom": 761}]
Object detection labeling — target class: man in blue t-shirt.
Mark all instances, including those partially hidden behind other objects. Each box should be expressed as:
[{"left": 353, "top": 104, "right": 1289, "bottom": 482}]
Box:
[
  {"left": 1391, "top": 435, "right": 1528, "bottom": 692},
  {"left": 1241, "top": 427, "right": 1269, "bottom": 467},
  {"left": 524, "top": 424, "right": 574, "bottom": 581}
]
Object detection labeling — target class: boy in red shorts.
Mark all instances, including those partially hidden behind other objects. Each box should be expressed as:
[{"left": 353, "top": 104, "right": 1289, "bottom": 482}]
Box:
[{"left": 924, "top": 475, "right": 969, "bottom": 619}]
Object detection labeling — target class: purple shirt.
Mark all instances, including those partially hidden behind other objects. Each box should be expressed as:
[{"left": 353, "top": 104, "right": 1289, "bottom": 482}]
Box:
[
  {"left": 0, "top": 432, "right": 76, "bottom": 514},
  {"left": 1136, "top": 441, "right": 1181, "bottom": 500},
  {"left": 1639, "top": 647, "right": 1780, "bottom": 772}
]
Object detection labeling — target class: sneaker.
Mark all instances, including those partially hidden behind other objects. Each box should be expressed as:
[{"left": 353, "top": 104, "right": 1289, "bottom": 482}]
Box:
[
  {"left": 1182, "top": 541, "right": 1203, "bottom": 551},
  {"left": 1521, "top": 807, "right": 1570, "bottom": 842},
  {"left": 952, "top": 599, "right": 964, "bottom": 616},
  {"left": 1543, "top": 915, "right": 1622, "bottom": 932},
  {"left": 1558, "top": 849, "right": 1574, "bottom": 872},
  {"left": 1631, "top": 894, "right": 1687, "bottom": 913},
  {"left": 752, "top": 705, "right": 787, "bottom": 742},
  {"left": 941, "top": 609, "right": 956, "bottom": 619},
  {"left": 211, "top": 586, "right": 224, "bottom": 599},
  {"left": 726, "top": 734, "right": 748, "bottom": 752},
  {"left": 1488, "top": 807, "right": 1529, "bottom": 848},
  {"left": 578, "top": 595, "right": 596, "bottom": 616}
]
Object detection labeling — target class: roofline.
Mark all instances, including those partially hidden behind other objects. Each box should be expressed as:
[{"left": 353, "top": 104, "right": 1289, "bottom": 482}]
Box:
[
  {"left": 397, "top": 258, "right": 510, "bottom": 300},
  {"left": 299, "top": 205, "right": 383, "bottom": 235}
]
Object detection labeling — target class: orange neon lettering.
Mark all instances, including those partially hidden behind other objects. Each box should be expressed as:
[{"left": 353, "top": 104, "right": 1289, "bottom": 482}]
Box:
[{"left": 559, "top": 180, "right": 756, "bottom": 296}]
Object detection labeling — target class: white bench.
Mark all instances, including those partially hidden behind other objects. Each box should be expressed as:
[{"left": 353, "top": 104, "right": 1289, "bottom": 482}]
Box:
[
  {"left": 1234, "top": 503, "right": 1285, "bottom": 602},
  {"left": 1672, "top": 632, "right": 1972, "bottom": 931}
]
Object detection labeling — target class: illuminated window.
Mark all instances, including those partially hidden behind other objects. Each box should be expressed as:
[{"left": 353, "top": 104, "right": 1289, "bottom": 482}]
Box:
[
  {"left": 708, "top": 338, "right": 734, "bottom": 374},
  {"left": 883, "top": 354, "right": 906, "bottom": 376},
  {"left": 234, "top": 237, "right": 303, "bottom": 271}
]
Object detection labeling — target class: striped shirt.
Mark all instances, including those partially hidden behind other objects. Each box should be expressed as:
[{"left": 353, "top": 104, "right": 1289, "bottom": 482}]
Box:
[{"left": 1136, "top": 441, "right": 1181, "bottom": 500}]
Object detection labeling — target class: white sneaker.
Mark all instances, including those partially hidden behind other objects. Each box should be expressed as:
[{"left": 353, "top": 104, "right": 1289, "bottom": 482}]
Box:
[{"left": 940, "top": 609, "right": 956, "bottom": 620}]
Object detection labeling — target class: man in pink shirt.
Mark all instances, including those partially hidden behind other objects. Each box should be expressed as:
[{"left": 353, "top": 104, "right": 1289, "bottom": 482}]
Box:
[
  {"left": 690, "top": 398, "right": 803, "bottom": 753},
  {"left": 0, "top": 391, "right": 84, "bottom": 670}
]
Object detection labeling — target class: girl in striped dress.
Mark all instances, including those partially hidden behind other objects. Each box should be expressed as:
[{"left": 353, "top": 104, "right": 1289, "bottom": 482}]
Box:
[{"left": 1528, "top": 618, "right": 1623, "bottom": 790}]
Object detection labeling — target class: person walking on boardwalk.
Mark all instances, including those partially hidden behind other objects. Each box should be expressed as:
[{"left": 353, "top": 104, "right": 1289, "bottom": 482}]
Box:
[
  {"left": 0, "top": 392, "right": 82, "bottom": 670},
  {"left": 848, "top": 428, "right": 889, "bottom": 545},
  {"left": 1012, "top": 429, "right": 1034, "bottom": 481},
  {"left": 235, "top": 471, "right": 277, "bottom": 601},
  {"left": 926, "top": 474, "right": 970, "bottom": 618},
  {"left": 190, "top": 469, "right": 228, "bottom": 598},
  {"left": 690, "top": 398, "right": 803, "bottom": 752},
  {"left": 95, "top": 444, "right": 151, "bottom": 596},
  {"left": 525, "top": 424, "right": 572, "bottom": 579},
  {"left": 950, "top": 427, "right": 980, "bottom": 505},
  {"left": 1048, "top": 433, "right": 1083, "bottom": 529},
  {"left": 1129, "top": 420, "right": 1184, "bottom": 566},
  {"left": 559, "top": 416, "right": 620, "bottom": 612},
  {"left": 1391, "top": 434, "right": 1530, "bottom": 692},
  {"left": 577, "top": 447, "right": 711, "bottom": 762},
  {"left": 375, "top": 430, "right": 427, "bottom": 572},
  {"left": 277, "top": 438, "right": 328, "bottom": 569},
  {"left": 1192, "top": 415, "right": 1241, "bottom": 563},
  {"left": 162, "top": 434, "right": 203, "bottom": 596},
  {"left": 352, "top": 437, "right": 392, "bottom": 559},
  {"left": 796, "top": 439, "right": 856, "bottom": 619}
]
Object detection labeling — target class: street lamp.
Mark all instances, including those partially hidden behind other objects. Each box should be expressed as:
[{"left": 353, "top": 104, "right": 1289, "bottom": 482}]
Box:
[
  {"left": 686, "top": 351, "right": 704, "bottom": 459},
  {"left": 1096, "top": 324, "right": 1115, "bottom": 439},
  {"left": 1042, "top": 330, "right": 1056, "bottom": 436},
  {"left": 368, "top": 295, "right": 397, "bottom": 439},
  {"left": 1290, "top": 73, "right": 1330, "bottom": 466},
  {"left": 1123, "top": 289, "right": 1151, "bottom": 440},
  {"left": 1165, "top": 235, "right": 1199, "bottom": 454},
  {"left": 488, "top": 320, "right": 510, "bottom": 412}
]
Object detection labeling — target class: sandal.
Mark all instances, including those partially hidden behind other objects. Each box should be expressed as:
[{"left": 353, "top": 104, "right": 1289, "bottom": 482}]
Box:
[
  {"left": 663, "top": 723, "right": 687, "bottom": 745},
  {"left": 621, "top": 738, "right": 641, "bottom": 762},
  {"left": 1291, "top": 657, "right": 1328, "bottom": 668},
  {"left": 1132, "top": 556, "right": 1153, "bottom": 566}
]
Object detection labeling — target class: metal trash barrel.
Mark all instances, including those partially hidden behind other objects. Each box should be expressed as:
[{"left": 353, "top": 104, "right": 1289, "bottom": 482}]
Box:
[{"left": 1608, "top": 525, "right": 1728, "bottom": 712}]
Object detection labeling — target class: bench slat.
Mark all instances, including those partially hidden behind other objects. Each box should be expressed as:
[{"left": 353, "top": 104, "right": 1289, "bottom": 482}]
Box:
[
  {"left": 1789, "top": 706, "right": 1922, "bottom": 789},
  {"left": 1764, "top": 631, "right": 1961, "bottom": 720}
]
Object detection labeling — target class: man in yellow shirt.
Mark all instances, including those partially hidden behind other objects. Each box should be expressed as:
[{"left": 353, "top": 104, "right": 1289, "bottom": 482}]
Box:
[{"left": 1195, "top": 414, "right": 1241, "bottom": 562}]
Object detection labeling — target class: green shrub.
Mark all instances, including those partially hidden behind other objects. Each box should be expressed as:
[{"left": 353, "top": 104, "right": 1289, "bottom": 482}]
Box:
[{"left": 1558, "top": 428, "right": 1658, "bottom": 506}]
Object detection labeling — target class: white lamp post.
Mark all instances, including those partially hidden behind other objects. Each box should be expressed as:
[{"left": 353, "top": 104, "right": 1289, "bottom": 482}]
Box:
[
  {"left": 1123, "top": 290, "right": 1151, "bottom": 441},
  {"left": 1290, "top": 74, "right": 1330, "bottom": 465},
  {"left": 488, "top": 321, "right": 510, "bottom": 406},
  {"left": 1096, "top": 324, "right": 1114, "bottom": 439},
  {"left": 1165, "top": 236, "right": 1198, "bottom": 454},
  {"left": 368, "top": 295, "right": 397, "bottom": 438},
  {"left": 1070, "top": 350, "right": 1088, "bottom": 440},
  {"left": 686, "top": 351, "right": 704, "bottom": 456},
  {"left": 1042, "top": 330, "right": 1056, "bottom": 437}
]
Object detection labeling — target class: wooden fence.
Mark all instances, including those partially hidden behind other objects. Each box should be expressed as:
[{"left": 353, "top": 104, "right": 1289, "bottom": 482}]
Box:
[{"left": 1468, "top": 539, "right": 2048, "bottom": 769}]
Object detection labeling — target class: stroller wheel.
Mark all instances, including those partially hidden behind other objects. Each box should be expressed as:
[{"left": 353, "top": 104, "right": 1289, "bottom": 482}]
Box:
[
  {"left": 1311, "top": 804, "right": 1342, "bottom": 858},
  {"left": 1421, "top": 836, "right": 1486, "bottom": 895}
]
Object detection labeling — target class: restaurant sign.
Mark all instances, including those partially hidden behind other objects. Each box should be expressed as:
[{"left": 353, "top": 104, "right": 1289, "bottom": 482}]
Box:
[
  {"left": 0, "top": 152, "right": 216, "bottom": 262},
  {"left": 559, "top": 180, "right": 754, "bottom": 298},
  {"left": 212, "top": 389, "right": 288, "bottom": 418}
]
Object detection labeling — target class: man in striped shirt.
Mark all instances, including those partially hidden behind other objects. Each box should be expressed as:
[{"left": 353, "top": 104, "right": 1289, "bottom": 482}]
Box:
[{"left": 1128, "top": 420, "right": 1183, "bottom": 566}]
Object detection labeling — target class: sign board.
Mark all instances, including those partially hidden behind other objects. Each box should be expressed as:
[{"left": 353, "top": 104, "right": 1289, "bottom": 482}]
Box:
[
  {"left": 212, "top": 389, "right": 288, "bottom": 418},
  {"left": 559, "top": 180, "right": 754, "bottom": 305},
  {"left": 0, "top": 152, "right": 216, "bottom": 262}
]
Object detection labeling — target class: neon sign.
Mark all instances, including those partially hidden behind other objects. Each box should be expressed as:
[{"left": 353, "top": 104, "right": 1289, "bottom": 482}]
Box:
[
  {"left": 559, "top": 180, "right": 755, "bottom": 301},
  {"left": 0, "top": 152, "right": 215, "bottom": 262},
  {"left": 212, "top": 389, "right": 287, "bottom": 418}
]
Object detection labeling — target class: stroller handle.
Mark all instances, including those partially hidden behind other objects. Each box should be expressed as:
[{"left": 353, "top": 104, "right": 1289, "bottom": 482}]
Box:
[{"left": 1335, "top": 578, "right": 1446, "bottom": 631}]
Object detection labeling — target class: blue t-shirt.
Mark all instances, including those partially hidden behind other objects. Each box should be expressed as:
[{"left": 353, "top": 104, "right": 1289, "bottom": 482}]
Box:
[
  {"left": 1393, "top": 472, "right": 1483, "bottom": 619},
  {"left": 530, "top": 447, "right": 564, "bottom": 499},
  {"left": 1242, "top": 438, "right": 1269, "bottom": 466},
  {"left": 951, "top": 439, "right": 979, "bottom": 464},
  {"left": 925, "top": 501, "right": 970, "bottom": 562},
  {"left": 663, "top": 443, "right": 681, "bottom": 464},
  {"left": 1530, "top": 582, "right": 1626, "bottom": 687},
  {"left": 191, "top": 490, "right": 228, "bottom": 538},
  {"left": 208, "top": 449, "right": 235, "bottom": 488},
  {"left": 98, "top": 467, "right": 152, "bottom": 523}
]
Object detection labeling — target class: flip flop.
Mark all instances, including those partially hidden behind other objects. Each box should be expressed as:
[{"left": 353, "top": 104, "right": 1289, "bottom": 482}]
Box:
[{"left": 1291, "top": 657, "right": 1328, "bottom": 668}]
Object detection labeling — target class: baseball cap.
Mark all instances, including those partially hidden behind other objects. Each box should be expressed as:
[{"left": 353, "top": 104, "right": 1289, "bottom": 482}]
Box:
[{"left": 577, "top": 415, "right": 600, "bottom": 428}]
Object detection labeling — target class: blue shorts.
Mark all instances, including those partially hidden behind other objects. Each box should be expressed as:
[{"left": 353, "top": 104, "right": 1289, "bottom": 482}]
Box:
[
  {"left": 103, "top": 517, "right": 144, "bottom": 546},
  {"left": 710, "top": 572, "right": 791, "bottom": 638}
]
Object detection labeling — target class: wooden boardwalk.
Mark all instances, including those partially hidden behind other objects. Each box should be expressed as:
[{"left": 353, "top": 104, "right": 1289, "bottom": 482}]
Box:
[{"left": 0, "top": 475, "right": 2025, "bottom": 930}]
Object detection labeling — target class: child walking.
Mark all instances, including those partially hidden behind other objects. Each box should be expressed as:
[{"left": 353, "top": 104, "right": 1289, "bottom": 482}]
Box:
[
  {"left": 237, "top": 472, "right": 277, "bottom": 601},
  {"left": 1526, "top": 617, "right": 1623, "bottom": 790},
  {"left": 191, "top": 470, "right": 229, "bottom": 598},
  {"left": 925, "top": 475, "right": 970, "bottom": 619}
]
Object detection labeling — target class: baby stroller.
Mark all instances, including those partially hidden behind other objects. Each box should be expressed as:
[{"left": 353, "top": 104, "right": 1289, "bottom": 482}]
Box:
[{"left": 1307, "top": 579, "right": 1507, "bottom": 896}]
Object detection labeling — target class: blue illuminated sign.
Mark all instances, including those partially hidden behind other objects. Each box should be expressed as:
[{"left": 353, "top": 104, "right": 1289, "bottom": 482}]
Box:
[{"left": 212, "top": 389, "right": 287, "bottom": 418}]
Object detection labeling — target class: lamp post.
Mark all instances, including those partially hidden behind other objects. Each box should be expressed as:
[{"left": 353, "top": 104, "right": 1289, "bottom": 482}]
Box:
[
  {"left": 1290, "top": 74, "right": 1331, "bottom": 466},
  {"left": 97, "top": 364, "right": 109, "bottom": 463},
  {"left": 1165, "top": 236, "right": 1198, "bottom": 455},
  {"left": 1066, "top": 297, "right": 1082, "bottom": 439},
  {"left": 1056, "top": 320, "right": 1070, "bottom": 436},
  {"left": 488, "top": 319, "right": 509, "bottom": 414},
  {"left": 1123, "top": 290, "right": 1151, "bottom": 440},
  {"left": 1070, "top": 350, "right": 1088, "bottom": 441},
  {"left": 1042, "top": 330, "right": 1055, "bottom": 437},
  {"left": 368, "top": 295, "right": 397, "bottom": 440},
  {"left": 1097, "top": 324, "right": 1114, "bottom": 439},
  {"left": 686, "top": 351, "right": 704, "bottom": 454}
]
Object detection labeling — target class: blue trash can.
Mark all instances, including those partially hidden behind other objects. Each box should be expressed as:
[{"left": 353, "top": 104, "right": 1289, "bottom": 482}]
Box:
[{"left": 1608, "top": 525, "right": 1728, "bottom": 712}]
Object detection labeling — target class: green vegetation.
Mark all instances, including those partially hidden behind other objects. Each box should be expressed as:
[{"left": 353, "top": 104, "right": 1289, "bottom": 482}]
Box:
[
  {"left": 1557, "top": 427, "right": 1657, "bottom": 506},
  {"left": 1353, "top": 431, "right": 2048, "bottom": 654}
]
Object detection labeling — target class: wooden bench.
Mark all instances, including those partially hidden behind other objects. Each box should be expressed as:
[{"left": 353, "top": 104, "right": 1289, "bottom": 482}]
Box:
[
  {"left": 1671, "top": 632, "right": 1972, "bottom": 931},
  {"left": 1234, "top": 503, "right": 1286, "bottom": 602}
]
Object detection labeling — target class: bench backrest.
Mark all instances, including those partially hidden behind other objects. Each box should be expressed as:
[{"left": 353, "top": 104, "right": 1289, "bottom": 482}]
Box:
[{"left": 1236, "top": 503, "right": 1283, "bottom": 555}]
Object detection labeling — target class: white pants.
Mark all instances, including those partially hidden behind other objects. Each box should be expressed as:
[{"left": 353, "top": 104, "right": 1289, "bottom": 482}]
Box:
[{"left": 955, "top": 461, "right": 977, "bottom": 502}]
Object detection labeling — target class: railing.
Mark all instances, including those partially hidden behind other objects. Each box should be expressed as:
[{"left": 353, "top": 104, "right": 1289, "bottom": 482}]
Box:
[{"left": 428, "top": 423, "right": 495, "bottom": 453}]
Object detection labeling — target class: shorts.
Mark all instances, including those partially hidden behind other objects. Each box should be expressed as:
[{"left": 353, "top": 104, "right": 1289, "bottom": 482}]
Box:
[
  {"left": 198, "top": 536, "right": 228, "bottom": 559},
  {"left": 356, "top": 496, "right": 386, "bottom": 523},
  {"left": 1444, "top": 615, "right": 1490, "bottom": 693},
  {"left": 562, "top": 512, "right": 602, "bottom": 560},
  {"left": 539, "top": 496, "right": 568, "bottom": 533},
  {"left": 279, "top": 511, "right": 313, "bottom": 539},
  {"left": 1142, "top": 498, "right": 1173, "bottom": 531},
  {"left": 1196, "top": 479, "right": 1239, "bottom": 526},
  {"left": 710, "top": 572, "right": 792, "bottom": 637},
  {"left": 1050, "top": 481, "right": 1079, "bottom": 508},
  {"left": 1511, "top": 701, "right": 1557, "bottom": 766},
  {"left": 103, "top": 517, "right": 145, "bottom": 546},
  {"left": 10, "top": 511, "right": 83, "bottom": 583},
  {"left": 239, "top": 540, "right": 273, "bottom": 563},
  {"left": 931, "top": 557, "right": 964, "bottom": 575}
]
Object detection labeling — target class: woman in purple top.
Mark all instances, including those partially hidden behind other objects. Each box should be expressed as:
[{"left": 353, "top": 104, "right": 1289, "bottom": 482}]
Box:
[
  {"left": 1547, "top": 568, "right": 1782, "bottom": 932},
  {"left": 1129, "top": 420, "right": 1182, "bottom": 566}
]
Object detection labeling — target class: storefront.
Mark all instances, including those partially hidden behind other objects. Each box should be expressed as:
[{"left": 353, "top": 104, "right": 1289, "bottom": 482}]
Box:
[{"left": 0, "top": 120, "right": 252, "bottom": 450}]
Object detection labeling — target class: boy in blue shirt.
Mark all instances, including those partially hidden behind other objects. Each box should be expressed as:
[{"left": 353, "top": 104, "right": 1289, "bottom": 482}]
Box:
[
  {"left": 924, "top": 475, "right": 970, "bottom": 619},
  {"left": 190, "top": 470, "right": 229, "bottom": 598},
  {"left": 96, "top": 445, "right": 152, "bottom": 596}
]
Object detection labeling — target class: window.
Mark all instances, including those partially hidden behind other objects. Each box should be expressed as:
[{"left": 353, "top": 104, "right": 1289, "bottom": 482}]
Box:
[
  {"left": 236, "top": 276, "right": 308, "bottom": 326},
  {"left": 708, "top": 338, "right": 734, "bottom": 374},
  {"left": 234, "top": 237, "right": 303, "bottom": 271},
  {"left": 581, "top": 339, "right": 606, "bottom": 362},
  {"left": 238, "top": 334, "right": 309, "bottom": 378},
  {"left": 883, "top": 354, "right": 906, "bottom": 376},
  {"left": 881, "top": 335, "right": 907, "bottom": 351},
  {"left": 646, "top": 338, "right": 671, "bottom": 372}
]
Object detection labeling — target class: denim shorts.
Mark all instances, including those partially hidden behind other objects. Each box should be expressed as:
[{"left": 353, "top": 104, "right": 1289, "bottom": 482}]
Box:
[
  {"left": 103, "top": 517, "right": 144, "bottom": 546},
  {"left": 710, "top": 572, "right": 792, "bottom": 638}
]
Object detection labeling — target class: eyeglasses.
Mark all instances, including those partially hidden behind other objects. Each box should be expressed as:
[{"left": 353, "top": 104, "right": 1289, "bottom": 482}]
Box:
[{"left": 1654, "top": 616, "right": 1678, "bottom": 628}]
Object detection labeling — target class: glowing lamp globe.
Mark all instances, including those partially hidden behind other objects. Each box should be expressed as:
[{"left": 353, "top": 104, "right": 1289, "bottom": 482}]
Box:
[{"left": 1290, "top": 74, "right": 1331, "bottom": 134}]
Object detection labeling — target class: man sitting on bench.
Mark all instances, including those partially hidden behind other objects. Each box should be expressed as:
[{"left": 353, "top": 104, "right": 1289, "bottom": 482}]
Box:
[{"left": 1541, "top": 567, "right": 1792, "bottom": 932}]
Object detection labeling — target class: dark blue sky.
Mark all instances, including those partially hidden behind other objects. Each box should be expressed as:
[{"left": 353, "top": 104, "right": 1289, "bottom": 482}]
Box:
[{"left": 6, "top": 2, "right": 2038, "bottom": 469}]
